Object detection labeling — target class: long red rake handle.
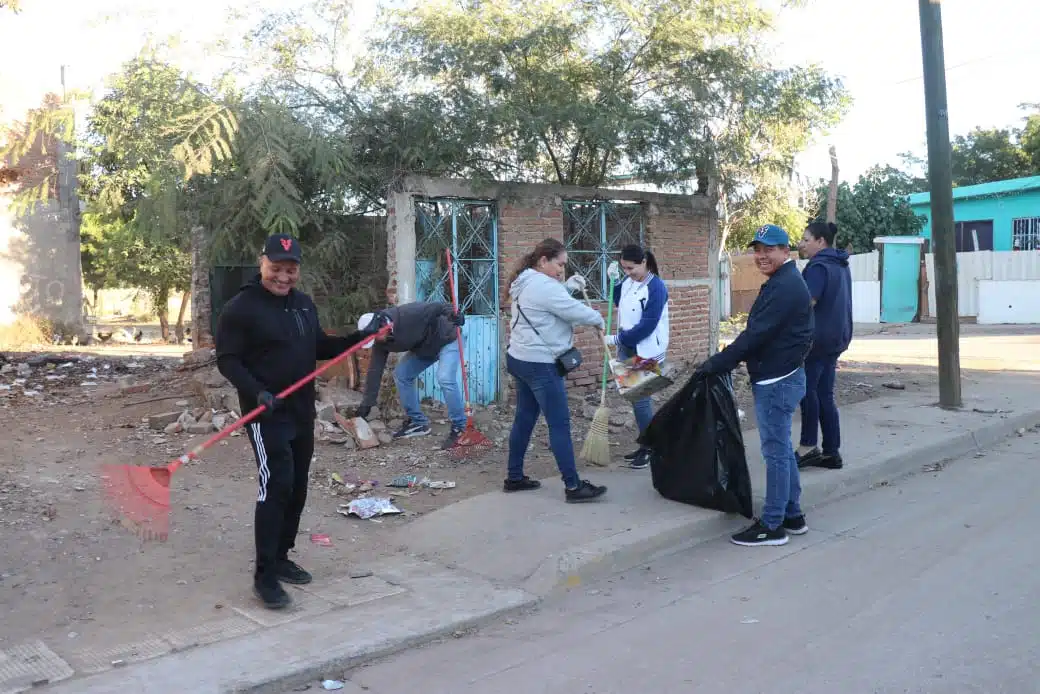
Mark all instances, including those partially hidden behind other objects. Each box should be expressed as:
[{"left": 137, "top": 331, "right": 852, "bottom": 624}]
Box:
[
  {"left": 163, "top": 323, "right": 393, "bottom": 476},
  {"left": 445, "top": 248, "right": 473, "bottom": 418}
]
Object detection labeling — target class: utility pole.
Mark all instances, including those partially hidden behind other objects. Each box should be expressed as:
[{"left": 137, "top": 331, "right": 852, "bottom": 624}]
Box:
[{"left": 918, "top": 0, "right": 961, "bottom": 408}]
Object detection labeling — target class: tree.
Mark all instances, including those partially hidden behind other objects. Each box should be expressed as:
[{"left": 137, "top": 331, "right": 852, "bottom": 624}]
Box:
[
  {"left": 1, "top": 1, "right": 22, "bottom": 12},
  {"left": 950, "top": 127, "right": 1032, "bottom": 186},
  {"left": 361, "top": 0, "right": 848, "bottom": 194},
  {"left": 813, "top": 165, "right": 925, "bottom": 253},
  {"left": 79, "top": 57, "right": 211, "bottom": 341}
]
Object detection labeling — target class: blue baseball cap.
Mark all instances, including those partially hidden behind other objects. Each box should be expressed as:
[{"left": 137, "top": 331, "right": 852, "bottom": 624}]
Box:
[{"left": 748, "top": 224, "right": 790, "bottom": 248}]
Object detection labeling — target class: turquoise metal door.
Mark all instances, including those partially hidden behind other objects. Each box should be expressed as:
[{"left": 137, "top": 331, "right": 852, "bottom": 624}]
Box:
[
  {"left": 414, "top": 199, "right": 499, "bottom": 405},
  {"left": 880, "top": 244, "right": 920, "bottom": 323}
]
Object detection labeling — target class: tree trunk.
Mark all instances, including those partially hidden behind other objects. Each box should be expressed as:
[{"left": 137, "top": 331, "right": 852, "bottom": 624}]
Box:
[
  {"left": 155, "top": 286, "right": 170, "bottom": 342},
  {"left": 826, "top": 145, "right": 839, "bottom": 224},
  {"left": 174, "top": 290, "right": 190, "bottom": 344},
  {"left": 190, "top": 225, "right": 214, "bottom": 348}
]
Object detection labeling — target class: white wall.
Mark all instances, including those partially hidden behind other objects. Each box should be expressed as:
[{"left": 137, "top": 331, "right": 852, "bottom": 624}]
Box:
[
  {"left": 925, "top": 250, "right": 1040, "bottom": 317},
  {"left": 978, "top": 281, "right": 1040, "bottom": 324},
  {"left": 852, "top": 281, "right": 881, "bottom": 323}
]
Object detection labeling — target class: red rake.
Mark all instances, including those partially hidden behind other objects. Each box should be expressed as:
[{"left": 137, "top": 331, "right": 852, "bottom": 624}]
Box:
[
  {"left": 445, "top": 249, "right": 493, "bottom": 458},
  {"left": 102, "top": 323, "right": 395, "bottom": 542}
]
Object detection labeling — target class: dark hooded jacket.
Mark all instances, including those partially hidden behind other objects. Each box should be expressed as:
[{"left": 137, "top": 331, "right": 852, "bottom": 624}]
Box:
[
  {"left": 802, "top": 248, "right": 853, "bottom": 357},
  {"left": 215, "top": 275, "right": 366, "bottom": 421}
]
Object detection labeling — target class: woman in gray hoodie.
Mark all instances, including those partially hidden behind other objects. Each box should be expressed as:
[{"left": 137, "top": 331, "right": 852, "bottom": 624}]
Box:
[{"left": 505, "top": 238, "right": 608, "bottom": 503}]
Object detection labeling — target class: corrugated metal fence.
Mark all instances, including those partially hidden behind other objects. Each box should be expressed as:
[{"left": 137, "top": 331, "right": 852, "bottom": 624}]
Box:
[{"left": 925, "top": 251, "right": 1040, "bottom": 317}]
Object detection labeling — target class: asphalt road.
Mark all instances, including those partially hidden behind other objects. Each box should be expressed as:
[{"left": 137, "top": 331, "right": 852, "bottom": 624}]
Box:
[{"left": 314, "top": 429, "right": 1040, "bottom": 694}]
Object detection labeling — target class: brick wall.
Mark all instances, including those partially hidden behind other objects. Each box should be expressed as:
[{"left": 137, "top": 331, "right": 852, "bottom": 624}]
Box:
[{"left": 384, "top": 177, "right": 716, "bottom": 398}]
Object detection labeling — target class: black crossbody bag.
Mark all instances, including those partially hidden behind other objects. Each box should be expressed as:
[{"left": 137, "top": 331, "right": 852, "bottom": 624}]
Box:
[{"left": 514, "top": 303, "right": 584, "bottom": 376}]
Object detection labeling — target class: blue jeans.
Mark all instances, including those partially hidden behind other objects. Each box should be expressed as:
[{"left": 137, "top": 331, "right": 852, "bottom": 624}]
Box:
[
  {"left": 506, "top": 355, "right": 580, "bottom": 489},
  {"left": 753, "top": 368, "right": 807, "bottom": 530},
  {"left": 799, "top": 355, "right": 840, "bottom": 455},
  {"left": 393, "top": 342, "right": 467, "bottom": 430},
  {"left": 616, "top": 345, "right": 654, "bottom": 434}
]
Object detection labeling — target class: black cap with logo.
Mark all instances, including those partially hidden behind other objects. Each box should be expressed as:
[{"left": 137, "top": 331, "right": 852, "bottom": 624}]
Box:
[{"left": 262, "top": 234, "right": 302, "bottom": 263}]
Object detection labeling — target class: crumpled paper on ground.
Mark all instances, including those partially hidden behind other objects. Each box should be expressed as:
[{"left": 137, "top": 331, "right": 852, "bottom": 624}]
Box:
[{"left": 338, "top": 497, "right": 402, "bottom": 520}]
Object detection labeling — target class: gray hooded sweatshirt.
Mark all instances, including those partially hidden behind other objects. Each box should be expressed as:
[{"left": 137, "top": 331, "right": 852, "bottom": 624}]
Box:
[{"left": 508, "top": 269, "right": 605, "bottom": 364}]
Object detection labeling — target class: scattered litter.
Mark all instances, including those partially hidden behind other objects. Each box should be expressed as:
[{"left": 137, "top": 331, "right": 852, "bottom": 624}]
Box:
[
  {"left": 310, "top": 534, "right": 333, "bottom": 547},
  {"left": 740, "top": 618, "right": 760, "bottom": 624},
  {"left": 973, "top": 407, "right": 1009, "bottom": 415},
  {"left": 427, "top": 480, "right": 456, "bottom": 489},
  {"left": 331, "top": 472, "right": 345, "bottom": 485},
  {"left": 338, "top": 497, "right": 402, "bottom": 520},
  {"left": 882, "top": 381, "right": 906, "bottom": 391},
  {"left": 322, "top": 680, "right": 345, "bottom": 691},
  {"left": 388, "top": 474, "right": 418, "bottom": 488},
  {"left": 349, "top": 570, "right": 374, "bottom": 579}
]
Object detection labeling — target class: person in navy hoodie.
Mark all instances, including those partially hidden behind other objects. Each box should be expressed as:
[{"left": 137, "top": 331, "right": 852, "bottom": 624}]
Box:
[
  {"left": 604, "top": 245, "right": 669, "bottom": 470},
  {"left": 795, "top": 221, "right": 853, "bottom": 470},
  {"left": 698, "top": 224, "right": 813, "bottom": 547}
]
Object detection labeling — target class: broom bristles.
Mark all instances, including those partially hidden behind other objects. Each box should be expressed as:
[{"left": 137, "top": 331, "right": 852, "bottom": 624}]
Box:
[
  {"left": 102, "top": 463, "right": 173, "bottom": 542},
  {"left": 580, "top": 404, "right": 612, "bottom": 467}
]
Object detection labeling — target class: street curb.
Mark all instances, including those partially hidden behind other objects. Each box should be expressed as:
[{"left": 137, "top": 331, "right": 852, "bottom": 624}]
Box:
[{"left": 522, "top": 407, "right": 1040, "bottom": 599}]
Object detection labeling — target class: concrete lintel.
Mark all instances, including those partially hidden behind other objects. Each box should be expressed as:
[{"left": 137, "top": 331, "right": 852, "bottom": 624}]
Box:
[{"left": 400, "top": 175, "right": 715, "bottom": 213}]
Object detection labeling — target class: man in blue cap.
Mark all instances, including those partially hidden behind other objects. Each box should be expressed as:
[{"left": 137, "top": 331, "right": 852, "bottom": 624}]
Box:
[
  {"left": 216, "top": 233, "right": 388, "bottom": 609},
  {"left": 697, "top": 224, "right": 814, "bottom": 546}
]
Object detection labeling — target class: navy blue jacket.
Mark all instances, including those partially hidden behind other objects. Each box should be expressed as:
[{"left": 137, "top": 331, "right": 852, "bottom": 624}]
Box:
[
  {"left": 704, "top": 261, "right": 814, "bottom": 382},
  {"left": 803, "top": 248, "right": 853, "bottom": 358}
]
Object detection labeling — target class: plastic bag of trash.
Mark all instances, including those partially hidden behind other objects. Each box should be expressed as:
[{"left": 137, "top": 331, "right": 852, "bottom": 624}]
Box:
[
  {"left": 339, "top": 497, "right": 402, "bottom": 520},
  {"left": 638, "top": 371, "right": 753, "bottom": 518}
]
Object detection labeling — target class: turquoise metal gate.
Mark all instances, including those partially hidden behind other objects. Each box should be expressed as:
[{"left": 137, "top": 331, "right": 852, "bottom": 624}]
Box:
[{"left": 414, "top": 199, "right": 499, "bottom": 405}]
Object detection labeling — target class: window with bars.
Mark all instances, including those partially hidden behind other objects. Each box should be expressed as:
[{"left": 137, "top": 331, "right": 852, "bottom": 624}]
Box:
[
  {"left": 562, "top": 201, "right": 645, "bottom": 301},
  {"left": 1012, "top": 217, "right": 1040, "bottom": 250}
]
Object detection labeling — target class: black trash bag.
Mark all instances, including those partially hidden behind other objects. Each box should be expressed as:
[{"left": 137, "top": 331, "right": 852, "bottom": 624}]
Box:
[{"left": 638, "top": 372, "right": 753, "bottom": 518}]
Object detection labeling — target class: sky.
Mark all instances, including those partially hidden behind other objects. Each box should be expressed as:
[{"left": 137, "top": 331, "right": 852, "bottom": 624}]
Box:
[{"left": 2, "top": 0, "right": 1039, "bottom": 185}]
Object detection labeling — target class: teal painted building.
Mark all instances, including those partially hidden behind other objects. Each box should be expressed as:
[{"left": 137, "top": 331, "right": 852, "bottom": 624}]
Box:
[{"left": 907, "top": 175, "right": 1040, "bottom": 252}]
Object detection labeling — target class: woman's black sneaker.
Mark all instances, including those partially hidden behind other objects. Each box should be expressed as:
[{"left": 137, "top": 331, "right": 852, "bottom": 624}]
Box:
[
  {"left": 565, "top": 480, "right": 607, "bottom": 503},
  {"left": 796, "top": 447, "right": 823, "bottom": 468},
  {"left": 623, "top": 449, "right": 641, "bottom": 461},
  {"left": 276, "top": 559, "right": 313, "bottom": 585},
  {"left": 626, "top": 448, "right": 652, "bottom": 470},
  {"left": 253, "top": 577, "right": 291, "bottom": 610},
  {"left": 503, "top": 476, "right": 542, "bottom": 493}
]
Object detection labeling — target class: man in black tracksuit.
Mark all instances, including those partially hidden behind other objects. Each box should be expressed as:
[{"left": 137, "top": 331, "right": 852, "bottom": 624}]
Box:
[
  {"left": 699, "top": 224, "right": 814, "bottom": 548},
  {"left": 216, "top": 234, "right": 386, "bottom": 609}
]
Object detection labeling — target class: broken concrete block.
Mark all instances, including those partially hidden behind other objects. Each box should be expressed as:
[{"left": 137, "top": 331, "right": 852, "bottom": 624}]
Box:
[
  {"left": 149, "top": 411, "right": 184, "bottom": 431},
  {"left": 316, "top": 402, "right": 337, "bottom": 422},
  {"left": 164, "top": 422, "right": 183, "bottom": 434},
  {"left": 186, "top": 422, "right": 215, "bottom": 435},
  {"left": 335, "top": 413, "right": 379, "bottom": 449}
]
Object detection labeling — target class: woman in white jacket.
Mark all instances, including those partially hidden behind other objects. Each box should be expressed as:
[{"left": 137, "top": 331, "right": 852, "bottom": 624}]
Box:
[
  {"left": 505, "top": 238, "right": 608, "bottom": 503},
  {"left": 605, "top": 244, "right": 669, "bottom": 469}
]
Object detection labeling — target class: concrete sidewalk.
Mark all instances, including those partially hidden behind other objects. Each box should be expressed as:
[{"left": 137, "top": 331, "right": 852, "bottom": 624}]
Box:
[{"left": 16, "top": 372, "right": 1040, "bottom": 694}]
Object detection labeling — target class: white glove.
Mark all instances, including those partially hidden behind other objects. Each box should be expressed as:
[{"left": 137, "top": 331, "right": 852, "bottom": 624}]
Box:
[
  {"left": 606, "top": 261, "right": 621, "bottom": 283},
  {"left": 602, "top": 333, "right": 617, "bottom": 348},
  {"left": 564, "top": 274, "right": 587, "bottom": 294}
]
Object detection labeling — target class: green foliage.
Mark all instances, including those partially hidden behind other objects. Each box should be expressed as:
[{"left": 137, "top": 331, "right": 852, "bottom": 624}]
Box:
[
  {"left": 950, "top": 127, "right": 1033, "bottom": 186},
  {"left": 812, "top": 165, "right": 925, "bottom": 253}
]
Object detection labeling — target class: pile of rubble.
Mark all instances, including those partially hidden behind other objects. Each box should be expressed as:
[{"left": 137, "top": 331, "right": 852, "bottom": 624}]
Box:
[
  {"left": 0, "top": 353, "right": 173, "bottom": 403},
  {"left": 146, "top": 405, "right": 240, "bottom": 436}
]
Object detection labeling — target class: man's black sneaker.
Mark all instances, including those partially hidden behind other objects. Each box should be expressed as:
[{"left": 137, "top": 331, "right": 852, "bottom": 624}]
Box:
[
  {"left": 392, "top": 420, "right": 431, "bottom": 440},
  {"left": 504, "top": 476, "right": 542, "bottom": 492},
  {"left": 818, "top": 453, "right": 843, "bottom": 470},
  {"left": 626, "top": 448, "right": 652, "bottom": 470},
  {"left": 796, "top": 447, "right": 823, "bottom": 468},
  {"left": 253, "top": 577, "right": 291, "bottom": 610},
  {"left": 440, "top": 427, "right": 464, "bottom": 450},
  {"left": 276, "top": 559, "right": 313, "bottom": 585},
  {"left": 731, "top": 519, "right": 789, "bottom": 547},
  {"left": 565, "top": 480, "right": 607, "bottom": 503},
  {"left": 782, "top": 515, "right": 809, "bottom": 536},
  {"left": 623, "top": 449, "right": 641, "bottom": 461}
]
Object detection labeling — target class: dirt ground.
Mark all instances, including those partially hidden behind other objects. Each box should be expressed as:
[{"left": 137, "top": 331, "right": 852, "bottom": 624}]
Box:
[{"left": 0, "top": 342, "right": 937, "bottom": 656}]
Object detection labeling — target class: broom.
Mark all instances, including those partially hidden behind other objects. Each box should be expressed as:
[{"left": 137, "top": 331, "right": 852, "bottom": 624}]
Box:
[
  {"left": 444, "top": 248, "right": 493, "bottom": 458},
  {"left": 579, "top": 278, "right": 615, "bottom": 467},
  {"left": 102, "top": 323, "right": 394, "bottom": 542}
]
